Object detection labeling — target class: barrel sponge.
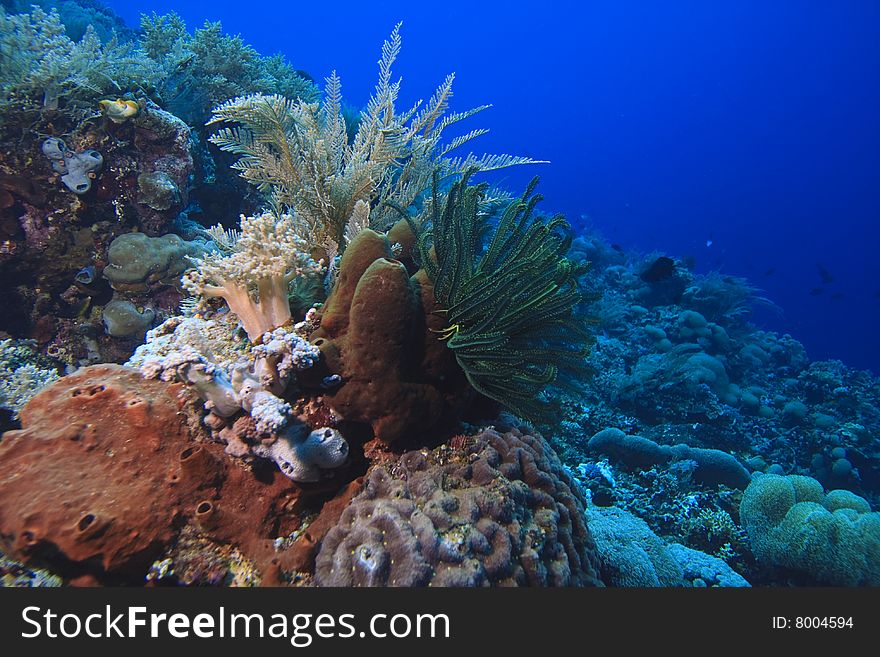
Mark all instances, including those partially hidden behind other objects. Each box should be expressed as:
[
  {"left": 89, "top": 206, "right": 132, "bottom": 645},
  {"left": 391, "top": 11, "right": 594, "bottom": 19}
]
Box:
[{"left": 740, "top": 474, "right": 880, "bottom": 585}]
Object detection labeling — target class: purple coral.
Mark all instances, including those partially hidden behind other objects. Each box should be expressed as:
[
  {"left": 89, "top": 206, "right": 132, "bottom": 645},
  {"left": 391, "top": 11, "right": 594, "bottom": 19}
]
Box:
[{"left": 315, "top": 427, "right": 602, "bottom": 587}]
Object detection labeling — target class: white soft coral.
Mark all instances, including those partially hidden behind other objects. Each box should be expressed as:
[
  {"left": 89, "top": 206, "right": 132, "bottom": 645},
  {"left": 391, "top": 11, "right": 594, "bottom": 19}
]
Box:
[{"left": 183, "top": 211, "right": 323, "bottom": 341}]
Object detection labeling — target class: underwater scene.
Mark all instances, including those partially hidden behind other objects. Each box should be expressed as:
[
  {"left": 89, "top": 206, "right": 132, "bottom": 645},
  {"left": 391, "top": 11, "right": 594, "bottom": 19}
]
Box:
[{"left": 0, "top": 0, "right": 878, "bottom": 589}]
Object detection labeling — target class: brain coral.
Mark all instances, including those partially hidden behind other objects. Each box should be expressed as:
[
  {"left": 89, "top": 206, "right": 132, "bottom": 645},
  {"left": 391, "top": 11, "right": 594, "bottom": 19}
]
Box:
[
  {"left": 315, "top": 427, "right": 602, "bottom": 587},
  {"left": 740, "top": 473, "right": 880, "bottom": 585}
]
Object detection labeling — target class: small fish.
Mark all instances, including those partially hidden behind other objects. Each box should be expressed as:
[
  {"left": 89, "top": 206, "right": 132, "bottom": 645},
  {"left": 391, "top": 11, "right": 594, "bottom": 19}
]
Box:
[
  {"left": 640, "top": 256, "right": 676, "bottom": 283},
  {"left": 321, "top": 374, "right": 343, "bottom": 389},
  {"left": 611, "top": 243, "right": 623, "bottom": 253},
  {"left": 74, "top": 265, "right": 96, "bottom": 284},
  {"left": 831, "top": 292, "right": 845, "bottom": 301},
  {"left": 809, "top": 287, "right": 825, "bottom": 296},
  {"left": 816, "top": 263, "right": 835, "bottom": 284},
  {"left": 764, "top": 267, "right": 776, "bottom": 277},
  {"left": 706, "top": 239, "right": 713, "bottom": 247},
  {"left": 99, "top": 98, "right": 139, "bottom": 124}
]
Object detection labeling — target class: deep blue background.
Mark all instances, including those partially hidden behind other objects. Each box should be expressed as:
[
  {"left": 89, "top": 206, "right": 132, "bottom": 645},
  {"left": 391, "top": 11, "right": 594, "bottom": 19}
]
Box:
[{"left": 103, "top": 0, "right": 880, "bottom": 372}]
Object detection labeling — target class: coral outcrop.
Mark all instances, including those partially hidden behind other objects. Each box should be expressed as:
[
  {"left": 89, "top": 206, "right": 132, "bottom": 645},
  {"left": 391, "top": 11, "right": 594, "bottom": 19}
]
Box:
[
  {"left": 0, "top": 365, "right": 311, "bottom": 582},
  {"left": 307, "top": 228, "right": 470, "bottom": 443},
  {"left": 588, "top": 427, "right": 752, "bottom": 489},
  {"left": 315, "top": 426, "right": 602, "bottom": 586},
  {"left": 103, "top": 232, "right": 206, "bottom": 294},
  {"left": 740, "top": 473, "right": 880, "bottom": 585}
]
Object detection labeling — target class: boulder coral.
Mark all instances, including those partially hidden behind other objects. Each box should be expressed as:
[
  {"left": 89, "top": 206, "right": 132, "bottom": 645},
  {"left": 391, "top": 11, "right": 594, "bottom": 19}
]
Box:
[
  {"left": 315, "top": 426, "right": 602, "bottom": 587},
  {"left": 740, "top": 473, "right": 880, "bottom": 585}
]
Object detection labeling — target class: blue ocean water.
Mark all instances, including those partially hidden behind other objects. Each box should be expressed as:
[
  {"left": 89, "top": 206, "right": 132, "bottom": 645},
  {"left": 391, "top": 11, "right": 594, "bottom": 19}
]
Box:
[
  {"left": 99, "top": 0, "right": 880, "bottom": 373},
  {"left": 3, "top": 0, "right": 880, "bottom": 591}
]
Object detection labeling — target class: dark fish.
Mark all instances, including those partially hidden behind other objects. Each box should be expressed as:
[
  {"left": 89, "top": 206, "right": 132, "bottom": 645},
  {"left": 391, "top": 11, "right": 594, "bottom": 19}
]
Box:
[
  {"left": 809, "top": 287, "right": 825, "bottom": 296},
  {"left": 764, "top": 267, "right": 776, "bottom": 277},
  {"left": 611, "top": 243, "right": 623, "bottom": 253},
  {"left": 831, "top": 292, "right": 845, "bottom": 301},
  {"left": 295, "top": 69, "right": 316, "bottom": 83},
  {"left": 817, "top": 263, "right": 835, "bottom": 284},
  {"left": 640, "top": 256, "right": 676, "bottom": 283}
]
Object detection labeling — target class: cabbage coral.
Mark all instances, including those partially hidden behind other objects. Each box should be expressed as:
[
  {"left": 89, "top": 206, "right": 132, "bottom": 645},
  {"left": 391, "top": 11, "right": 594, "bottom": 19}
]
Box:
[{"left": 182, "top": 212, "right": 322, "bottom": 341}]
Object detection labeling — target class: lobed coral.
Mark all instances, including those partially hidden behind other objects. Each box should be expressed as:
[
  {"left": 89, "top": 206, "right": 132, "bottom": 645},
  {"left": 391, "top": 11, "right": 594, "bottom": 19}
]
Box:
[
  {"left": 740, "top": 473, "right": 880, "bottom": 585},
  {"left": 103, "top": 232, "right": 207, "bottom": 293},
  {"left": 586, "top": 505, "right": 748, "bottom": 587},
  {"left": 315, "top": 426, "right": 602, "bottom": 587},
  {"left": 587, "top": 427, "right": 752, "bottom": 489}
]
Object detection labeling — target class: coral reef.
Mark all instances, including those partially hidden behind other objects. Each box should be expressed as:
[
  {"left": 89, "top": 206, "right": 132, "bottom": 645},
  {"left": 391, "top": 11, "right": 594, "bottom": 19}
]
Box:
[
  {"left": 306, "top": 228, "right": 471, "bottom": 443},
  {"left": 0, "top": 1, "right": 877, "bottom": 593},
  {"left": 315, "top": 426, "right": 602, "bottom": 587},
  {"left": 0, "top": 97, "right": 194, "bottom": 367},
  {"left": 0, "top": 364, "right": 320, "bottom": 582},
  {"left": 740, "top": 474, "right": 879, "bottom": 585},
  {"left": 586, "top": 505, "right": 748, "bottom": 587},
  {"left": 415, "top": 172, "right": 594, "bottom": 423}
]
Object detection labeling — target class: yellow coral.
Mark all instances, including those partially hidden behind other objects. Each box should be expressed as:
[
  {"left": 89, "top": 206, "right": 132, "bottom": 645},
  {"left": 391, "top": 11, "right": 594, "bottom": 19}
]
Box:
[{"left": 99, "top": 98, "right": 139, "bottom": 123}]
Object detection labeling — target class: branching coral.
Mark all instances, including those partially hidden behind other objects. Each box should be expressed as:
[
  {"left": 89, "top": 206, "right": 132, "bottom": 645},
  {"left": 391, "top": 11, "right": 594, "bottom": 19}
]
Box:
[
  {"left": 182, "top": 212, "right": 323, "bottom": 341},
  {"left": 416, "top": 171, "right": 595, "bottom": 422},
  {"left": 0, "top": 6, "right": 158, "bottom": 115},
  {"left": 139, "top": 11, "right": 318, "bottom": 126},
  {"left": 207, "top": 23, "right": 543, "bottom": 259}
]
